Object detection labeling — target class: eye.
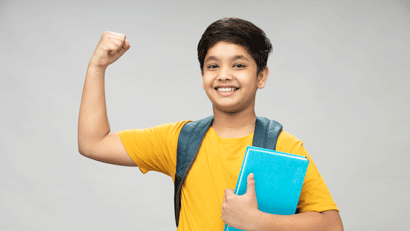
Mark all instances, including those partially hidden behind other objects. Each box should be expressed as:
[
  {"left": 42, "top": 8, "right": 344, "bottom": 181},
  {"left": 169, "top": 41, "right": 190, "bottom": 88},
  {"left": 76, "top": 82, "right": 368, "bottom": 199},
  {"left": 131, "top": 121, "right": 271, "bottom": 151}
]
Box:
[
  {"left": 234, "top": 64, "right": 246, "bottom": 68},
  {"left": 207, "top": 64, "right": 219, "bottom": 69}
]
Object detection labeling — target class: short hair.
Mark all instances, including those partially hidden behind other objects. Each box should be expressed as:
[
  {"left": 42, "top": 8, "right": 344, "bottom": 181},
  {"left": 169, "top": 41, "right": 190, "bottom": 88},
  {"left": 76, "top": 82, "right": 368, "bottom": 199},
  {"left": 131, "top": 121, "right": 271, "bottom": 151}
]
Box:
[{"left": 197, "top": 17, "right": 272, "bottom": 75}]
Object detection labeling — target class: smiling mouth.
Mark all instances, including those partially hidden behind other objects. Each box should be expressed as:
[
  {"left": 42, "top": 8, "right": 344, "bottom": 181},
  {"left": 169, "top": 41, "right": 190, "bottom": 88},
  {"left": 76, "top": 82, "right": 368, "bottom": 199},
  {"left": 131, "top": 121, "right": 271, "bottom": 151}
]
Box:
[{"left": 215, "top": 87, "right": 239, "bottom": 92}]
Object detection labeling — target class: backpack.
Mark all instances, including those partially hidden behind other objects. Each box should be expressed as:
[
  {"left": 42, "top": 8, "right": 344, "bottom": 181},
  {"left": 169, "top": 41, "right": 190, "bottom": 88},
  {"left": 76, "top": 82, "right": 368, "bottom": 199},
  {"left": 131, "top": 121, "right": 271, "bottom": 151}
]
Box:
[{"left": 173, "top": 116, "right": 283, "bottom": 227}]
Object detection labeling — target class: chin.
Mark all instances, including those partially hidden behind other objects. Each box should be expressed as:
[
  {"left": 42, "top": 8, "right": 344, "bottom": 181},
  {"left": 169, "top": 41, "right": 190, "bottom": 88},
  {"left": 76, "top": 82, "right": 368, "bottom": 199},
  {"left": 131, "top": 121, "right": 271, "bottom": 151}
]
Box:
[{"left": 214, "top": 104, "right": 247, "bottom": 114}]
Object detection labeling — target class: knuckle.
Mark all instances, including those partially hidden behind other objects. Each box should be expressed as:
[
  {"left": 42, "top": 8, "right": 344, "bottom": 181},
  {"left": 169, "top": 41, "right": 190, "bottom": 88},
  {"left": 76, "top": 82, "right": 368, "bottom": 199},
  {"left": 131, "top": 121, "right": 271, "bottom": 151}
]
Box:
[
  {"left": 102, "top": 31, "right": 113, "bottom": 37},
  {"left": 112, "top": 32, "right": 126, "bottom": 39}
]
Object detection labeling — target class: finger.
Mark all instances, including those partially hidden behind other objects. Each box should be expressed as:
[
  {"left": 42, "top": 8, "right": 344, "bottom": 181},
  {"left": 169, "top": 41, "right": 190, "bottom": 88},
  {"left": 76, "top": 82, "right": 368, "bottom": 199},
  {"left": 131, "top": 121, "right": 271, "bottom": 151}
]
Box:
[
  {"left": 123, "top": 40, "right": 130, "bottom": 50},
  {"left": 103, "top": 32, "right": 125, "bottom": 47},
  {"left": 100, "top": 39, "right": 122, "bottom": 56},
  {"left": 117, "top": 41, "right": 130, "bottom": 55},
  {"left": 106, "top": 36, "right": 124, "bottom": 51},
  {"left": 105, "top": 38, "right": 129, "bottom": 58},
  {"left": 110, "top": 48, "right": 128, "bottom": 62},
  {"left": 113, "top": 37, "right": 129, "bottom": 53},
  {"left": 111, "top": 31, "right": 125, "bottom": 37},
  {"left": 246, "top": 173, "right": 256, "bottom": 196},
  {"left": 106, "top": 31, "right": 126, "bottom": 42},
  {"left": 224, "top": 188, "right": 235, "bottom": 196},
  {"left": 111, "top": 34, "right": 127, "bottom": 48}
]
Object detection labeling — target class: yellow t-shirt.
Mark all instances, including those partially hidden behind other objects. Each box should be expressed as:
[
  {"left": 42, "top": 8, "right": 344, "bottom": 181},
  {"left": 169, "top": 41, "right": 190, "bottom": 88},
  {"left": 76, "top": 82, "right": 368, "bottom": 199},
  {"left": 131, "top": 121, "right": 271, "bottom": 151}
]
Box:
[{"left": 119, "top": 121, "right": 338, "bottom": 230}]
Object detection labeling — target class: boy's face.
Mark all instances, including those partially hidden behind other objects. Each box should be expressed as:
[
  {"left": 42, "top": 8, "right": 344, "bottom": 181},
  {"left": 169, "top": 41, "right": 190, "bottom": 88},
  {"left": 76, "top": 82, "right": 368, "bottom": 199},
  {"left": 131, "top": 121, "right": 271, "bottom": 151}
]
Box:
[{"left": 201, "top": 41, "right": 268, "bottom": 114}]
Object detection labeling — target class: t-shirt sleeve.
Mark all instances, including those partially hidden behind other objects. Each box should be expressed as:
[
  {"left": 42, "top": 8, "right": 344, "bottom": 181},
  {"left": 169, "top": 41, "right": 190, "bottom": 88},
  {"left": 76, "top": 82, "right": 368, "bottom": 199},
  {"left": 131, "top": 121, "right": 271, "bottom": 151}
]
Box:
[
  {"left": 118, "top": 121, "right": 190, "bottom": 179},
  {"left": 276, "top": 131, "right": 339, "bottom": 213}
]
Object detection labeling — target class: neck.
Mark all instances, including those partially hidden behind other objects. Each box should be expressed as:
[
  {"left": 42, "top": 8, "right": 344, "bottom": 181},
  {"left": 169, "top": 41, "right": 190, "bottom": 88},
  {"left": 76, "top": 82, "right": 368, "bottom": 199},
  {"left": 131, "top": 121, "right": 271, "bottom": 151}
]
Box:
[{"left": 211, "top": 104, "right": 257, "bottom": 138}]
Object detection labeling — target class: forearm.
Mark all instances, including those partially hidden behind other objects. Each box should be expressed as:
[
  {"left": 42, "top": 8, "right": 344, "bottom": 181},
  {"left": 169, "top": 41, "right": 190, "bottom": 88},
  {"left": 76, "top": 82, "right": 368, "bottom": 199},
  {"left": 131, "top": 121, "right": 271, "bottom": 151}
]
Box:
[
  {"left": 249, "top": 210, "right": 343, "bottom": 231},
  {"left": 78, "top": 63, "right": 110, "bottom": 154}
]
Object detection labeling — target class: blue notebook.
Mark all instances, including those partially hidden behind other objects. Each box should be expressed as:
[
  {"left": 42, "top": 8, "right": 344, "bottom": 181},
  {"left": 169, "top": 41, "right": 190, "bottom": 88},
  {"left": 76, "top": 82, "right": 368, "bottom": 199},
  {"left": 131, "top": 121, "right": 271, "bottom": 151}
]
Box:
[{"left": 224, "top": 146, "right": 309, "bottom": 231}]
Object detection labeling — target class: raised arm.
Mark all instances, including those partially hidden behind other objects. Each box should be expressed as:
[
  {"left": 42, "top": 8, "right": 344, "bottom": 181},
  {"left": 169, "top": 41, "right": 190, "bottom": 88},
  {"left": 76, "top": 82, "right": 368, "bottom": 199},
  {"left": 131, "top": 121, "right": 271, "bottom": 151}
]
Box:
[{"left": 78, "top": 31, "right": 136, "bottom": 166}]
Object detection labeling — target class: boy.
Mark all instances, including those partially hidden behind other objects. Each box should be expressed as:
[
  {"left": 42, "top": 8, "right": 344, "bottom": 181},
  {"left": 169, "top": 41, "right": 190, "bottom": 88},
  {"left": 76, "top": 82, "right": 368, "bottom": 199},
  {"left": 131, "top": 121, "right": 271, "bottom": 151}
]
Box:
[{"left": 78, "top": 18, "right": 343, "bottom": 230}]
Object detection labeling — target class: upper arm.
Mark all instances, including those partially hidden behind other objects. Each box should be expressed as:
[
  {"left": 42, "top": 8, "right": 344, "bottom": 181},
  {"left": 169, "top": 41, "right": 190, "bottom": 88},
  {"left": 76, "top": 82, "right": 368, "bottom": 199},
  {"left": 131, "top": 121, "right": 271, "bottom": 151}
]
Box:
[{"left": 79, "top": 131, "right": 137, "bottom": 166}]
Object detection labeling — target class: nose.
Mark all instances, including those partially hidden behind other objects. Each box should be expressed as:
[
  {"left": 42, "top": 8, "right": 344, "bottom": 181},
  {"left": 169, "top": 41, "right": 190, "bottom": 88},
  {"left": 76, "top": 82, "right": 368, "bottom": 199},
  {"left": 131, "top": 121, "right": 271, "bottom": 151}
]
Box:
[{"left": 217, "top": 66, "right": 232, "bottom": 81}]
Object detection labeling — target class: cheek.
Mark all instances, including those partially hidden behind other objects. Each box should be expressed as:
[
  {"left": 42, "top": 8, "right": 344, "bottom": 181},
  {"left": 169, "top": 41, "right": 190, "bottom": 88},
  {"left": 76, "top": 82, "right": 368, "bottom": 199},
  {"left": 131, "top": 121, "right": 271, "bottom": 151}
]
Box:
[{"left": 202, "top": 75, "right": 213, "bottom": 88}]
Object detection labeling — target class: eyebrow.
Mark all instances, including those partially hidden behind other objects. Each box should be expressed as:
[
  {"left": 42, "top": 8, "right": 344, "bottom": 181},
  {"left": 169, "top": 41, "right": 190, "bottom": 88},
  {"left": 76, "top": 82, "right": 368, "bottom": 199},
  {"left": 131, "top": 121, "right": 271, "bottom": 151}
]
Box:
[{"left": 205, "top": 55, "right": 250, "bottom": 63}]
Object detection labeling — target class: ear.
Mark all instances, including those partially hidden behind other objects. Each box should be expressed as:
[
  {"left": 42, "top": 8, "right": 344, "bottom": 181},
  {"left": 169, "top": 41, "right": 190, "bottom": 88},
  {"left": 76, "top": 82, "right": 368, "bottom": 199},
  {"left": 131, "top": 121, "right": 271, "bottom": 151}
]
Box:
[
  {"left": 201, "top": 70, "right": 205, "bottom": 89},
  {"left": 257, "top": 66, "right": 269, "bottom": 89}
]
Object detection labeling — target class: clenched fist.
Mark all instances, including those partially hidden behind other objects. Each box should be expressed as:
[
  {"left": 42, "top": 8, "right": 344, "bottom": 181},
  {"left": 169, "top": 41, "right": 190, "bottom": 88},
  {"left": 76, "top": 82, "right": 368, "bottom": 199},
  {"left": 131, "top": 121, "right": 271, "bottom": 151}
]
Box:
[{"left": 89, "top": 31, "right": 130, "bottom": 69}]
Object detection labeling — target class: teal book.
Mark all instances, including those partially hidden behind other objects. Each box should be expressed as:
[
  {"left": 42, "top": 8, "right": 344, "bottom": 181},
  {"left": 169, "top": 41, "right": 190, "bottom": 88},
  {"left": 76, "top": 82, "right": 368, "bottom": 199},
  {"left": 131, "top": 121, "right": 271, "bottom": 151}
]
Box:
[{"left": 224, "top": 146, "right": 309, "bottom": 231}]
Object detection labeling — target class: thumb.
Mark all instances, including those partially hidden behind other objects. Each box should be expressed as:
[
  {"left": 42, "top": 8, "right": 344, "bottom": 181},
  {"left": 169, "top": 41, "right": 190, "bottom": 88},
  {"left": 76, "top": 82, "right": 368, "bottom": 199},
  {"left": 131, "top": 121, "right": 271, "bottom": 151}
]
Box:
[
  {"left": 246, "top": 173, "right": 256, "bottom": 196},
  {"left": 117, "top": 40, "right": 130, "bottom": 56},
  {"left": 110, "top": 41, "right": 130, "bottom": 64}
]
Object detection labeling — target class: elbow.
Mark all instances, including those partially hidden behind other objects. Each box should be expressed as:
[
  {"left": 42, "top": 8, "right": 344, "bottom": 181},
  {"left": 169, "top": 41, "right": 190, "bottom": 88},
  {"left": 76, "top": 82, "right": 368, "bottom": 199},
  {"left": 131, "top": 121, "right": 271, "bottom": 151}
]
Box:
[
  {"left": 78, "top": 145, "right": 96, "bottom": 160},
  {"left": 78, "top": 144, "right": 88, "bottom": 157},
  {"left": 78, "top": 145, "right": 87, "bottom": 156},
  {"left": 78, "top": 136, "right": 102, "bottom": 160},
  {"left": 78, "top": 133, "right": 86, "bottom": 156},
  {"left": 78, "top": 138, "right": 92, "bottom": 157}
]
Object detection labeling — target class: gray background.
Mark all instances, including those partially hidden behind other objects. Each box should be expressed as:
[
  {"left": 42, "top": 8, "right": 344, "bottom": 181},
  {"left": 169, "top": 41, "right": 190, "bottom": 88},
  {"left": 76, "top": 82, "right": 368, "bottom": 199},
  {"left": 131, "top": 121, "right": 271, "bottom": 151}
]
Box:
[{"left": 1, "top": 0, "right": 409, "bottom": 230}]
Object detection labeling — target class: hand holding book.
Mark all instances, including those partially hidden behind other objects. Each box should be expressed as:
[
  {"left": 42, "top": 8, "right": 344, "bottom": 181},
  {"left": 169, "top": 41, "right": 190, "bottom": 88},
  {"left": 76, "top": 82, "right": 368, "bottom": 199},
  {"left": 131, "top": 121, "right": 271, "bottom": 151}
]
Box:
[
  {"left": 223, "top": 146, "right": 309, "bottom": 231},
  {"left": 221, "top": 173, "right": 259, "bottom": 231}
]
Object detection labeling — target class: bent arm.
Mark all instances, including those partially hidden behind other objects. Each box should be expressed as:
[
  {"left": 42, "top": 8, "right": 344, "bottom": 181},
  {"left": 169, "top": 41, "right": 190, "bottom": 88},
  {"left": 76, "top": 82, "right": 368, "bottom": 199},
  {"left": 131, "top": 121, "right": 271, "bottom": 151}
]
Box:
[
  {"left": 222, "top": 174, "right": 343, "bottom": 231},
  {"left": 248, "top": 210, "right": 343, "bottom": 231},
  {"left": 78, "top": 32, "right": 135, "bottom": 166}
]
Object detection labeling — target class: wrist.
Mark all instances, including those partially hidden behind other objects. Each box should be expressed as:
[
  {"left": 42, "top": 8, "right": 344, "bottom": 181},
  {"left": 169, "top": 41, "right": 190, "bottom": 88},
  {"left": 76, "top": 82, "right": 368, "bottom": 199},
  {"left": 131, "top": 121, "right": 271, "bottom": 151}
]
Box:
[
  {"left": 246, "top": 209, "right": 264, "bottom": 231},
  {"left": 88, "top": 60, "right": 107, "bottom": 73},
  {"left": 247, "top": 210, "right": 281, "bottom": 231}
]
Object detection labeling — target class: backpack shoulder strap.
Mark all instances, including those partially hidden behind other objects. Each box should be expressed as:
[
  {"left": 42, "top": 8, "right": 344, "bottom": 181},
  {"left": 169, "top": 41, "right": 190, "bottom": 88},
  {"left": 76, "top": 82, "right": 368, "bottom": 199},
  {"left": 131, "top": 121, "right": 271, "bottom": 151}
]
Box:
[
  {"left": 173, "top": 116, "right": 282, "bottom": 227},
  {"left": 174, "top": 116, "right": 213, "bottom": 227},
  {"left": 253, "top": 116, "right": 283, "bottom": 151}
]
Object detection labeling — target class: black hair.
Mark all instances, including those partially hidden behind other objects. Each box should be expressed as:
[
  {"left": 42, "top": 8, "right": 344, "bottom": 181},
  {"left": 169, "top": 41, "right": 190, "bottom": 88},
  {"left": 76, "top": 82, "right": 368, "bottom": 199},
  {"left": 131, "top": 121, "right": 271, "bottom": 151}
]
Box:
[{"left": 197, "top": 17, "right": 272, "bottom": 75}]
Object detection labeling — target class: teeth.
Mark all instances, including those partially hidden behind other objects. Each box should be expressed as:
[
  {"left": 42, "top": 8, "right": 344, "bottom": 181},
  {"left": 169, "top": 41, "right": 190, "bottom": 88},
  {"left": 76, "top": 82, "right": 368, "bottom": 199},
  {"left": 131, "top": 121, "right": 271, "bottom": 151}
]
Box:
[{"left": 217, "top": 88, "right": 236, "bottom": 92}]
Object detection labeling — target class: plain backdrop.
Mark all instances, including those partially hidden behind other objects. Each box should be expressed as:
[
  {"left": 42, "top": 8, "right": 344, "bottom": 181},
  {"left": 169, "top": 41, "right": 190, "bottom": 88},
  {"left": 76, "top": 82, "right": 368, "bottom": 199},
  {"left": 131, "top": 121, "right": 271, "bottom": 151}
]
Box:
[{"left": 1, "top": 0, "right": 409, "bottom": 230}]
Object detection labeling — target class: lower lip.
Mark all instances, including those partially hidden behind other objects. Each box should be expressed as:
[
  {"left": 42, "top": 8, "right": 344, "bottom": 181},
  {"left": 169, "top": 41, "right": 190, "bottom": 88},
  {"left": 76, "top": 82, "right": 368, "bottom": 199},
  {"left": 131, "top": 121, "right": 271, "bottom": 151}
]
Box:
[{"left": 216, "top": 89, "right": 237, "bottom": 97}]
